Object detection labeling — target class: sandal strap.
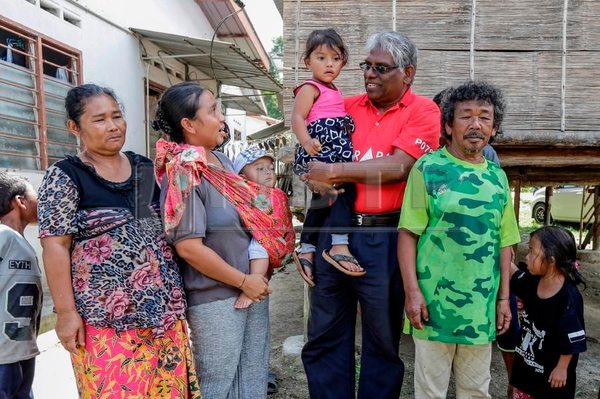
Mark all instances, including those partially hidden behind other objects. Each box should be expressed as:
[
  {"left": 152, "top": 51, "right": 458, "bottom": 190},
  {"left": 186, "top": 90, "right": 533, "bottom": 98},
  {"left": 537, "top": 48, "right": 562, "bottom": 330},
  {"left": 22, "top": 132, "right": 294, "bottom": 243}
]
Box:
[
  {"left": 330, "top": 254, "right": 359, "bottom": 265},
  {"left": 298, "top": 258, "right": 313, "bottom": 268}
]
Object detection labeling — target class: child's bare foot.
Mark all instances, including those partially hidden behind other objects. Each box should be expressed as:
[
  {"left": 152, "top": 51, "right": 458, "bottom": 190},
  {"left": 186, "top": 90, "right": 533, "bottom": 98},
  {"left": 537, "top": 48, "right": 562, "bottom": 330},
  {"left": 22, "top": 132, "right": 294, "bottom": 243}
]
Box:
[
  {"left": 235, "top": 293, "right": 253, "bottom": 309},
  {"left": 323, "top": 244, "right": 365, "bottom": 276},
  {"left": 299, "top": 252, "right": 315, "bottom": 282},
  {"left": 293, "top": 251, "right": 315, "bottom": 287},
  {"left": 299, "top": 252, "right": 314, "bottom": 268}
]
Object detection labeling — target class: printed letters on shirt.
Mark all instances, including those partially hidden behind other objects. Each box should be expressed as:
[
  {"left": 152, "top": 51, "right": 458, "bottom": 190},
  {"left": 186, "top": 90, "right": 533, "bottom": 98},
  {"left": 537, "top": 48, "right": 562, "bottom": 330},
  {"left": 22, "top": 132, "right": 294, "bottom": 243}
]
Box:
[
  {"left": 8, "top": 260, "right": 32, "bottom": 270},
  {"left": 354, "top": 148, "right": 392, "bottom": 162}
]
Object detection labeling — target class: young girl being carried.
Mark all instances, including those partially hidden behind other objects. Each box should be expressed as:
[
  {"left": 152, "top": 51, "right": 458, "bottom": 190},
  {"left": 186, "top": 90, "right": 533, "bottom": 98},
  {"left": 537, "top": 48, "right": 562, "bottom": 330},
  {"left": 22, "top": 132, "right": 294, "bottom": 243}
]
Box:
[
  {"left": 291, "top": 28, "right": 364, "bottom": 285},
  {"left": 509, "top": 226, "right": 587, "bottom": 399}
]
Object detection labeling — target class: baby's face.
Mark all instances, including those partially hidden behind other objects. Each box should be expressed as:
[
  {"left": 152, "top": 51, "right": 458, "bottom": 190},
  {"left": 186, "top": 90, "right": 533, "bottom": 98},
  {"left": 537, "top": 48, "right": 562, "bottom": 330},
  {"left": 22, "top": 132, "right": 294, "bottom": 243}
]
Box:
[{"left": 242, "top": 157, "right": 276, "bottom": 188}]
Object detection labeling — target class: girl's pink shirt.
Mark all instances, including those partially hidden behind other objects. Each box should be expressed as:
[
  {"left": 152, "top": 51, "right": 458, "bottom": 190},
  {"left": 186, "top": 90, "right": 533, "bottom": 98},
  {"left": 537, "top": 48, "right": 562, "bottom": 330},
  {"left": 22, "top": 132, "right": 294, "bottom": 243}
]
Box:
[{"left": 294, "top": 80, "right": 347, "bottom": 124}]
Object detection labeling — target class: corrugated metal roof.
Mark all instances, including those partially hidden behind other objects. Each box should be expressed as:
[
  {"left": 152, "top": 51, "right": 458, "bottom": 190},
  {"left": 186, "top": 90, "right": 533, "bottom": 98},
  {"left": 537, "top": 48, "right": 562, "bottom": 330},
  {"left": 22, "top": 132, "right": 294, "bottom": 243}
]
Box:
[
  {"left": 196, "top": 0, "right": 270, "bottom": 69},
  {"left": 131, "top": 28, "right": 282, "bottom": 93}
]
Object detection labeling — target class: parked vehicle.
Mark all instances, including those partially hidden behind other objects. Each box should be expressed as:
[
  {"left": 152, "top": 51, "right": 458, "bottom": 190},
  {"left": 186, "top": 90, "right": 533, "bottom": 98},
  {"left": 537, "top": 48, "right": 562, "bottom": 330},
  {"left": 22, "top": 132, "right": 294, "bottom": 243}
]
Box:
[{"left": 531, "top": 186, "right": 593, "bottom": 223}]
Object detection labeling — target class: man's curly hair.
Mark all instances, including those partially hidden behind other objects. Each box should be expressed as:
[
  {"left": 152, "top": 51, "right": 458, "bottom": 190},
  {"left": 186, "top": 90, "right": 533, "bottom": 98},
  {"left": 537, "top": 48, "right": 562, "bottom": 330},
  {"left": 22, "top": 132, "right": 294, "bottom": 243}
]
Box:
[{"left": 441, "top": 81, "right": 506, "bottom": 133}]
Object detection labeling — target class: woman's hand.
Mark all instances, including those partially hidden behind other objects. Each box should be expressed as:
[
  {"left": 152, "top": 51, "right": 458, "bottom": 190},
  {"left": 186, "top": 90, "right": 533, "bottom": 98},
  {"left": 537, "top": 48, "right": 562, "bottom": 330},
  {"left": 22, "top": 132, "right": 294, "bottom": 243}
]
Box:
[
  {"left": 56, "top": 310, "right": 85, "bottom": 354},
  {"left": 176, "top": 238, "right": 273, "bottom": 301},
  {"left": 240, "top": 273, "right": 272, "bottom": 302}
]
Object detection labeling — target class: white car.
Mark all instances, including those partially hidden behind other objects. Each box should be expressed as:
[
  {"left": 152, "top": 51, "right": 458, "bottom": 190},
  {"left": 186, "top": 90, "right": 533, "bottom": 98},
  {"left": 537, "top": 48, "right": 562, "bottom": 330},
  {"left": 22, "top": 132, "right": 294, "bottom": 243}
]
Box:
[{"left": 530, "top": 186, "right": 593, "bottom": 224}]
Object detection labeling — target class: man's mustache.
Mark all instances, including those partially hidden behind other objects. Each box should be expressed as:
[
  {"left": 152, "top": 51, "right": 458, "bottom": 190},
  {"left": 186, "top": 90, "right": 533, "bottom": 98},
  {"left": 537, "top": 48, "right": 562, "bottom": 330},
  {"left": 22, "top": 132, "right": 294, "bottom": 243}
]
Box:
[{"left": 464, "top": 131, "right": 485, "bottom": 140}]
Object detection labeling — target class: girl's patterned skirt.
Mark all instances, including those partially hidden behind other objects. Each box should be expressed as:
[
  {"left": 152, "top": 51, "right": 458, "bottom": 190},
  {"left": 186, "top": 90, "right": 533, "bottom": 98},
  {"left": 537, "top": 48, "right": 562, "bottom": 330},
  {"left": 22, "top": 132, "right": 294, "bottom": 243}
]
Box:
[{"left": 293, "top": 115, "right": 354, "bottom": 175}]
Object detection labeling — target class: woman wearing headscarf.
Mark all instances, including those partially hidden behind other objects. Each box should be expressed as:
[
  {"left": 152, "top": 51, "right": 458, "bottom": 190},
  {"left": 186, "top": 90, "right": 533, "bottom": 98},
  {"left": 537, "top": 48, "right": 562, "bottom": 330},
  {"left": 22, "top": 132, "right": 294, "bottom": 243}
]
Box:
[{"left": 153, "top": 82, "right": 294, "bottom": 398}]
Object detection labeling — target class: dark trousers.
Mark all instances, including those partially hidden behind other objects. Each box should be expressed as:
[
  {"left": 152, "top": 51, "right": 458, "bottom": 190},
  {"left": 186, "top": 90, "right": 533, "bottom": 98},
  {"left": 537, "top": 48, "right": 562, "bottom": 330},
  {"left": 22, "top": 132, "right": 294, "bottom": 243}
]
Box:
[
  {"left": 0, "top": 358, "right": 35, "bottom": 399},
  {"left": 301, "top": 183, "right": 356, "bottom": 246},
  {"left": 301, "top": 223, "right": 405, "bottom": 399}
]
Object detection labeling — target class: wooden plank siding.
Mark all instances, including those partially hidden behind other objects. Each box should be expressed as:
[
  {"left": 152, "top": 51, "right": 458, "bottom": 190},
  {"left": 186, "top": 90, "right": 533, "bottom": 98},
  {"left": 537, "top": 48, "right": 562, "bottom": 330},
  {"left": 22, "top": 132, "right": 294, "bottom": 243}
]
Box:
[
  {"left": 474, "top": 51, "right": 563, "bottom": 132},
  {"left": 474, "top": 1, "right": 564, "bottom": 51},
  {"left": 567, "top": 0, "right": 600, "bottom": 51},
  {"left": 283, "top": 0, "right": 600, "bottom": 185},
  {"left": 565, "top": 51, "right": 600, "bottom": 131},
  {"left": 386, "top": 1, "right": 473, "bottom": 50}
]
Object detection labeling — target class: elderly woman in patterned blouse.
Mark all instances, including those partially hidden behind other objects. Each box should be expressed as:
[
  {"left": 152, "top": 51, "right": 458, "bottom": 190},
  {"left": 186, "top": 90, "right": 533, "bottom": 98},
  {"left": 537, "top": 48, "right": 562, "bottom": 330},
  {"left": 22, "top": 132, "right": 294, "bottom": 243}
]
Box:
[{"left": 37, "top": 84, "right": 200, "bottom": 398}]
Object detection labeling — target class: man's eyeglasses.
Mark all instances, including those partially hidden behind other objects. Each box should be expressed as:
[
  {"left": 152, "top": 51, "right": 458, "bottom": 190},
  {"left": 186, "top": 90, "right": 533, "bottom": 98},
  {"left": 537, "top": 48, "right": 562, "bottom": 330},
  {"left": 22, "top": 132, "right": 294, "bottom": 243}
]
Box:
[{"left": 359, "top": 62, "right": 400, "bottom": 75}]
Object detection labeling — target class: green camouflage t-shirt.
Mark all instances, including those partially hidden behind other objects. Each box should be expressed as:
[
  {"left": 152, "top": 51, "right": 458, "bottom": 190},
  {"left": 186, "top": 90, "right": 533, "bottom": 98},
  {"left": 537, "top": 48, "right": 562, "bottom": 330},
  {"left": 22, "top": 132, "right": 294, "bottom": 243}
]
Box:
[{"left": 399, "top": 147, "right": 520, "bottom": 345}]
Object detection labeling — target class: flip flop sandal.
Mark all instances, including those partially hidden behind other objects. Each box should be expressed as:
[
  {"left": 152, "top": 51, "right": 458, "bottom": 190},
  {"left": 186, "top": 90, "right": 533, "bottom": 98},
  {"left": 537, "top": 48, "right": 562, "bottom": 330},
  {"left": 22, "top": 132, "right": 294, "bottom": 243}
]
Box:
[
  {"left": 322, "top": 250, "right": 366, "bottom": 277},
  {"left": 292, "top": 251, "right": 315, "bottom": 287}
]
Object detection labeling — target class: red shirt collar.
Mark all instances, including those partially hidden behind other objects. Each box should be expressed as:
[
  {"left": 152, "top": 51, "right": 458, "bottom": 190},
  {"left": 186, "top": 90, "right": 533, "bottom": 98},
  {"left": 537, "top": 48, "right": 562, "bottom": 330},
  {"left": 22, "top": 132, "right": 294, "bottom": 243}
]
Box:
[{"left": 359, "top": 86, "right": 416, "bottom": 112}]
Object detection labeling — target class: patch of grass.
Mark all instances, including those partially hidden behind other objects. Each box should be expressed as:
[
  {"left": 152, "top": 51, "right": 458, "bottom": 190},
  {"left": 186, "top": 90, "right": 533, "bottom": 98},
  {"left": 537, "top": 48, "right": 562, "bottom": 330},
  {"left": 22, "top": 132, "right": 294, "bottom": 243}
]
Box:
[
  {"left": 520, "top": 222, "right": 592, "bottom": 249},
  {"left": 519, "top": 225, "right": 539, "bottom": 236}
]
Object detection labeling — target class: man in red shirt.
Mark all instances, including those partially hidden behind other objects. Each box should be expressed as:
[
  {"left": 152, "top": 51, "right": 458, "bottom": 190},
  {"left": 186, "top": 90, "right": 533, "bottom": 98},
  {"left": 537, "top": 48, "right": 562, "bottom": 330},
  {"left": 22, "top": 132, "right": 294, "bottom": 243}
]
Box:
[{"left": 301, "top": 31, "right": 441, "bottom": 399}]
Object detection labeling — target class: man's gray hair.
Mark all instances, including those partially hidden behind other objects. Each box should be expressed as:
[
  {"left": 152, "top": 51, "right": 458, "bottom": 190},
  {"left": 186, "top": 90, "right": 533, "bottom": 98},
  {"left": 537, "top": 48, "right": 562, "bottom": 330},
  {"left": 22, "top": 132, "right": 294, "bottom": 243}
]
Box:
[{"left": 365, "top": 32, "right": 418, "bottom": 70}]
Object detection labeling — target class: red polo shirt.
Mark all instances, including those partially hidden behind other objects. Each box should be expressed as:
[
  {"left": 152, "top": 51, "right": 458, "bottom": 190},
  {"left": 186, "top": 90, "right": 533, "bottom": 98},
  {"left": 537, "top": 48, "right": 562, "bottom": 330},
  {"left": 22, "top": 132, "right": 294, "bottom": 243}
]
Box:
[{"left": 345, "top": 87, "right": 441, "bottom": 213}]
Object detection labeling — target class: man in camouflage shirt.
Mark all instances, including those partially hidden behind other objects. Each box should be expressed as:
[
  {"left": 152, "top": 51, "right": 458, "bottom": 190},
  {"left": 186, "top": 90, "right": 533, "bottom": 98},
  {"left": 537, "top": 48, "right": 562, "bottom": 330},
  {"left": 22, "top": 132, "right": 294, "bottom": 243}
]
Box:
[{"left": 398, "top": 81, "right": 521, "bottom": 398}]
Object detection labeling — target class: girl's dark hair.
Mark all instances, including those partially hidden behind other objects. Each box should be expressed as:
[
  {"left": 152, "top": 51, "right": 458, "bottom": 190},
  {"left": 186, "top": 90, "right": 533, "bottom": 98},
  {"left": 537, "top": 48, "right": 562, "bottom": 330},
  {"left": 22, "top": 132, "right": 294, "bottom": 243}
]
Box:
[
  {"left": 302, "top": 28, "right": 348, "bottom": 65},
  {"left": 0, "top": 172, "right": 29, "bottom": 217},
  {"left": 65, "top": 84, "right": 120, "bottom": 126},
  {"left": 531, "top": 226, "right": 586, "bottom": 288},
  {"left": 152, "top": 82, "right": 206, "bottom": 144}
]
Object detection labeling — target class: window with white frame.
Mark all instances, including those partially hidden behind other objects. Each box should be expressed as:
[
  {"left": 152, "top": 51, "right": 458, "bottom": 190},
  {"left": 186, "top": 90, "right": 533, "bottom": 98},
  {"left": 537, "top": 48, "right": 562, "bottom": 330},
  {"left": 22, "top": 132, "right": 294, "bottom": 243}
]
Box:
[{"left": 0, "top": 18, "right": 81, "bottom": 170}]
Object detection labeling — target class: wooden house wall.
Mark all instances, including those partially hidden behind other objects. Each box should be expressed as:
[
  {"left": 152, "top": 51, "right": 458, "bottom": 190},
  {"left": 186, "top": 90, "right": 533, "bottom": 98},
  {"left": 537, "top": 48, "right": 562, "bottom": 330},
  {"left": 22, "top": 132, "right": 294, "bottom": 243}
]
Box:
[
  {"left": 282, "top": 0, "right": 600, "bottom": 183},
  {"left": 474, "top": 1, "right": 564, "bottom": 51},
  {"left": 385, "top": 1, "right": 472, "bottom": 50},
  {"left": 474, "top": 52, "right": 563, "bottom": 132},
  {"left": 565, "top": 52, "right": 600, "bottom": 131},
  {"left": 567, "top": 0, "right": 600, "bottom": 51}
]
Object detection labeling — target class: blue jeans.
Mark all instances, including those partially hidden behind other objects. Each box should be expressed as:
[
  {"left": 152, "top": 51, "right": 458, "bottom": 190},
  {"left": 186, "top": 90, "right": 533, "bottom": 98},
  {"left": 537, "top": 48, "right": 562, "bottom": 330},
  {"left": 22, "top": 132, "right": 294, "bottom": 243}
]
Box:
[{"left": 0, "top": 358, "right": 35, "bottom": 399}]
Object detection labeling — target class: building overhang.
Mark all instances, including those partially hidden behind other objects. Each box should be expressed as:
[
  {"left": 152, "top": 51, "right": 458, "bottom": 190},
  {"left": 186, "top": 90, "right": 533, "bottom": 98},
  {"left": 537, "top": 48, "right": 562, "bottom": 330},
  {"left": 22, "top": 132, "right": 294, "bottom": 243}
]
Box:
[
  {"left": 131, "top": 28, "right": 282, "bottom": 93},
  {"left": 221, "top": 93, "right": 265, "bottom": 115},
  {"left": 247, "top": 121, "right": 286, "bottom": 140}
]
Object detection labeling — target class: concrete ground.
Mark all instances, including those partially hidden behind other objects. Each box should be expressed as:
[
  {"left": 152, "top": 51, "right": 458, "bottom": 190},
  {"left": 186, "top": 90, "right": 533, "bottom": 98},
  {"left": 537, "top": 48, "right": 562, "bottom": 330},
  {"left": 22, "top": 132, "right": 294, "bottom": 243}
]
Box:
[{"left": 33, "top": 330, "right": 78, "bottom": 398}]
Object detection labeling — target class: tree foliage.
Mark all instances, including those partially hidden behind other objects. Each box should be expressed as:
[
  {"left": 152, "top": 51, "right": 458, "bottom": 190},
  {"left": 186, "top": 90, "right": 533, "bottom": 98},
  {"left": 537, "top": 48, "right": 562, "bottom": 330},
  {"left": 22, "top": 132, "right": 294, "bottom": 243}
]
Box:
[{"left": 265, "top": 36, "right": 283, "bottom": 120}]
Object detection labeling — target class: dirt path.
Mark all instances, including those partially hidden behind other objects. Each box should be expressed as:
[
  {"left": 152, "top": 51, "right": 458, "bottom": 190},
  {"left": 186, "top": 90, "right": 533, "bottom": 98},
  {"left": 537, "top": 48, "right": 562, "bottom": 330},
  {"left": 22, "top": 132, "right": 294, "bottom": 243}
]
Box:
[{"left": 268, "top": 262, "right": 600, "bottom": 398}]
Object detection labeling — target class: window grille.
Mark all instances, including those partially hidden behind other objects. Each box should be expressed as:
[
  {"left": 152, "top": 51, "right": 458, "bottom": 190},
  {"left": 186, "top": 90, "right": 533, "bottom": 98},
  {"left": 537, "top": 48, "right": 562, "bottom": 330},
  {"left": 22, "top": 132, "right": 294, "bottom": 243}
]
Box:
[{"left": 0, "top": 19, "right": 81, "bottom": 169}]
